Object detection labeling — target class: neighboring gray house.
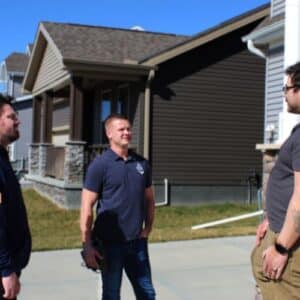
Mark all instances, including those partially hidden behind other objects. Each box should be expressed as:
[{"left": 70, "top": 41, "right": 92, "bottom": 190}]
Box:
[
  {"left": 0, "top": 46, "right": 33, "bottom": 166},
  {"left": 243, "top": 0, "right": 300, "bottom": 197},
  {"left": 0, "top": 52, "right": 29, "bottom": 98}
]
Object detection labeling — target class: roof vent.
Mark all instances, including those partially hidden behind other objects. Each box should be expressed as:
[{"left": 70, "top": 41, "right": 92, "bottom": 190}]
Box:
[{"left": 130, "top": 25, "right": 145, "bottom": 31}]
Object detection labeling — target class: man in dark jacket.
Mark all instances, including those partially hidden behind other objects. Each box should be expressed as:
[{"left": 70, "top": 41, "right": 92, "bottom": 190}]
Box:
[{"left": 0, "top": 94, "right": 31, "bottom": 300}]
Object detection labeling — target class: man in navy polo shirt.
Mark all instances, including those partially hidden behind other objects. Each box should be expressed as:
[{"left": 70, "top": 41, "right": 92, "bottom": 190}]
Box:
[
  {"left": 0, "top": 94, "right": 31, "bottom": 300},
  {"left": 80, "top": 114, "right": 156, "bottom": 300}
]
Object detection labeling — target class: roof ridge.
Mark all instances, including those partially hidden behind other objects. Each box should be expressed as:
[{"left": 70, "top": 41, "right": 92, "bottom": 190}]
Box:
[
  {"left": 139, "top": 2, "right": 269, "bottom": 64},
  {"left": 41, "top": 21, "right": 189, "bottom": 38},
  {"left": 190, "top": 2, "right": 270, "bottom": 40},
  {"left": 8, "top": 52, "right": 28, "bottom": 56}
]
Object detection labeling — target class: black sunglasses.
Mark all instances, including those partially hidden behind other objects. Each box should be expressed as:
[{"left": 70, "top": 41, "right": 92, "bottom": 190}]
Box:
[{"left": 282, "top": 84, "right": 300, "bottom": 93}]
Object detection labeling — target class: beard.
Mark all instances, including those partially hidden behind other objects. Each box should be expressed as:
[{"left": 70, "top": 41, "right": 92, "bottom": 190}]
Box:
[
  {"left": 7, "top": 129, "right": 19, "bottom": 144},
  {"left": 287, "top": 105, "right": 300, "bottom": 114}
]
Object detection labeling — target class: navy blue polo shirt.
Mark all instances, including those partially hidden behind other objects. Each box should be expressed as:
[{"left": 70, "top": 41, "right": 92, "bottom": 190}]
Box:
[{"left": 84, "top": 148, "right": 152, "bottom": 241}]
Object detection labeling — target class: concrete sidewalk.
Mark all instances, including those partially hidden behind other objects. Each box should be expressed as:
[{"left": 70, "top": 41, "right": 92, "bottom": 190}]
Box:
[{"left": 19, "top": 236, "right": 257, "bottom": 300}]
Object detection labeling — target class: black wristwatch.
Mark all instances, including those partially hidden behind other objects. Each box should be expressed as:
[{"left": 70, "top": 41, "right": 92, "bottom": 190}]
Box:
[{"left": 274, "top": 242, "right": 289, "bottom": 255}]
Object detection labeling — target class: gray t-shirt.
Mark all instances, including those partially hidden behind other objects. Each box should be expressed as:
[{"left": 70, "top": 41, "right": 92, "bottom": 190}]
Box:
[{"left": 266, "top": 123, "right": 300, "bottom": 233}]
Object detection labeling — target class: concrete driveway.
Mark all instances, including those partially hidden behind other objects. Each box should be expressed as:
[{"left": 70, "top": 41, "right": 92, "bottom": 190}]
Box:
[{"left": 19, "top": 236, "right": 257, "bottom": 300}]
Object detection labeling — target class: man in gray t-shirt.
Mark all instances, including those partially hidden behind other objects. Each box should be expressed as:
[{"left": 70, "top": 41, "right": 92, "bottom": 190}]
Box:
[
  {"left": 252, "top": 62, "right": 300, "bottom": 300},
  {"left": 266, "top": 123, "right": 300, "bottom": 234}
]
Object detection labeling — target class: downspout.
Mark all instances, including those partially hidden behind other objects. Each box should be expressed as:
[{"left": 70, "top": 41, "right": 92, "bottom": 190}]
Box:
[
  {"left": 143, "top": 69, "right": 155, "bottom": 159},
  {"left": 246, "top": 40, "right": 266, "bottom": 59},
  {"left": 246, "top": 39, "right": 267, "bottom": 145}
]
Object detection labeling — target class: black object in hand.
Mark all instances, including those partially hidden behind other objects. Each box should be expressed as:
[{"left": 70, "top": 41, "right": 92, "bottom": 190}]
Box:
[{"left": 81, "top": 239, "right": 106, "bottom": 272}]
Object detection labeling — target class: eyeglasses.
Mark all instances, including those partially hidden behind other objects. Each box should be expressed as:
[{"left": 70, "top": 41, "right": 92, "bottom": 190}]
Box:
[{"left": 282, "top": 84, "right": 299, "bottom": 93}]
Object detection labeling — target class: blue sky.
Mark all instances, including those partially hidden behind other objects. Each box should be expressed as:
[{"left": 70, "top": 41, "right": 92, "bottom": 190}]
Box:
[{"left": 1, "top": 0, "right": 268, "bottom": 64}]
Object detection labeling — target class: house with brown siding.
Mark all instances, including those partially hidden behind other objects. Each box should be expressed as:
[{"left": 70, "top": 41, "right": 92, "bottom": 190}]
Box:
[{"left": 23, "top": 4, "right": 269, "bottom": 208}]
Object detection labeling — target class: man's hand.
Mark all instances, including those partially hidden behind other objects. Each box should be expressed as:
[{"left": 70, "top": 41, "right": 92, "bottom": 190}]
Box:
[
  {"left": 140, "top": 227, "right": 151, "bottom": 239},
  {"left": 263, "top": 245, "right": 288, "bottom": 280},
  {"left": 256, "top": 218, "right": 269, "bottom": 246},
  {"left": 2, "top": 272, "right": 20, "bottom": 299},
  {"left": 82, "top": 243, "right": 103, "bottom": 270}
]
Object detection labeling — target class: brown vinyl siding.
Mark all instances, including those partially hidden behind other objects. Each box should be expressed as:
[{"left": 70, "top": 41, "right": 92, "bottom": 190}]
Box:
[
  {"left": 52, "top": 99, "right": 70, "bottom": 127},
  {"left": 151, "top": 25, "right": 265, "bottom": 186},
  {"left": 33, "top": 44, "right": 68, "bottom": 93}
]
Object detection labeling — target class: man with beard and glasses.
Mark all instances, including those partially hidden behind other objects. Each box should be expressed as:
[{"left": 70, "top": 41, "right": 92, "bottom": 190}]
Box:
[
  {"left": 252, "top": 62, "right": 300, "bottom": 299},
  {"left": 0, "top": 94, "right": 31, "bottom": 300}
]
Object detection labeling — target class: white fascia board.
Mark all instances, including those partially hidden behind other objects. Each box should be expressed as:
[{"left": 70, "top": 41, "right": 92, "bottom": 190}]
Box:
[
  {"left": 242, "top": 19, "right": 284, "bottom": 45},
  {"left": 15, "top": 94, "right": 33, "bottom": 102}
]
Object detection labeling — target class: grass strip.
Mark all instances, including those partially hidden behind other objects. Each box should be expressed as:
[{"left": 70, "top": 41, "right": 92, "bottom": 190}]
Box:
[{"left": 23, "top": 189, "right": 260, "bottom": 251}]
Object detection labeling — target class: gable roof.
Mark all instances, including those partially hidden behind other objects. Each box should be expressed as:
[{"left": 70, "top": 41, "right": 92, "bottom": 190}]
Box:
[
  {"left": 141, "top": 3, "right": 270, "bottom": 65},
  {"left": 4, "top": 52, "right": 29, "bottom": 74},
  {"left": 23, "top": 22, "right": 189, "bottom": 93},
  {"left": 42, "top": 22, "right": 189, "bottom": 65},
  {"left": 23, "top": 3, "right": 269, "bottom": 93}
]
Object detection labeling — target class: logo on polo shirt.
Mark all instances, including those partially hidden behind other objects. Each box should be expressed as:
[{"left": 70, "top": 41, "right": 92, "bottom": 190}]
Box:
[{"left": 136, "top": 163, "right": 144, "bottom": 175}]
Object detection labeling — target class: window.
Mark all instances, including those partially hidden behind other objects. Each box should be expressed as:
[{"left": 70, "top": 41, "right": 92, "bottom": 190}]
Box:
[
  {"left": 99, "top": 90, "right": 113, "bottom": 144},
  {"left": 95, "top": 85, "right": 130, "bottom": 144},
  {"left": 117, "top": 86, "right": 129, "bottom": 115}
]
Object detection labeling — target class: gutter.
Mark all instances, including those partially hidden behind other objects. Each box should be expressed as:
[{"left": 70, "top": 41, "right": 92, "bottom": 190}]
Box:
[
  {"left": 63, "top": 58, "right": 154, "bottom": 75},
  {"left": 242, "top": 18, "right": 284, "bottom": 46},
  {"left": 143, "top": 69, "right": 155, "bottom": 159},
  {"left": 15, "top": 94, "right": 33, "bottom": 102},
  {"left": 246, "top": 40, "right": 266, "bottom": 59}
]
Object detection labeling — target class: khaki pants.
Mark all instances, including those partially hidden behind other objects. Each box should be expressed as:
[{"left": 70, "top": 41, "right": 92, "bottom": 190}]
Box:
[{"left": 251, "top": 228, "right": 300, "bottom": 300}]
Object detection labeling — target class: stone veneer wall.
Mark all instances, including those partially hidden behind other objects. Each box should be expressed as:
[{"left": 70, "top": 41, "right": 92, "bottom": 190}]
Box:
[
  {"left": 39, "top": 144, "right": 52, "bottom": 176},
  {"left": 64, "top": 141, "right": 86, "bottom": 184},
  {"left": 28, "top": 144, "right": 39, "bottom": 175},
  {"left": 27, "top": 141, "right": 86, "bottom": 209},
  {"left": 31, "top": 180, "right": 81, "bottom": 209}
]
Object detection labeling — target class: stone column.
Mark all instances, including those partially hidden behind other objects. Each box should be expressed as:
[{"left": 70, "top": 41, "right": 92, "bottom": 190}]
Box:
[
  {"left": 28, "top": 143, "right": 40, "bottom": 175},
  {"left": 64, "top": 141, "right": 86, "bottom": 185},
  {"left": 39, "top": 143, "right": 52, "bottom": 177}
]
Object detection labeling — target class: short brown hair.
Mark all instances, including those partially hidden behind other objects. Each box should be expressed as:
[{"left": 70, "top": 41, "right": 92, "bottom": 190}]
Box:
[
  {"left": 286, "top": 62, "right": 300, "bottom": 87},
  {"left": 0, "top": 94, "right": 13, "bottom": 115},
  {"left": 104, "top": 113, "right": 129, "bottom": 131}
]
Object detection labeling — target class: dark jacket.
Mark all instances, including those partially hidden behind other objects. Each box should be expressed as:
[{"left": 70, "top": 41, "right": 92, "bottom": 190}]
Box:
[{"left": 0, "top": 146, "right": 31, "bottom": 276}]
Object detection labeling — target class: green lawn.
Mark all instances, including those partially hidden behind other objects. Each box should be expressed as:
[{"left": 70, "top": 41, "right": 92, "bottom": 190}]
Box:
[{"left": 23, "top": 189, "right": 260, "bottom": 251}]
